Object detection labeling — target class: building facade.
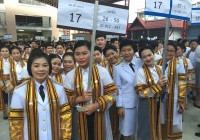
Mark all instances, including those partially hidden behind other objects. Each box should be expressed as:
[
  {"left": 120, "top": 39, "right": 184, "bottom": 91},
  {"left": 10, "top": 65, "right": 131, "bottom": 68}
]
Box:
[{"left": 0, "top": 0, "right": 66, "bottom": 41}]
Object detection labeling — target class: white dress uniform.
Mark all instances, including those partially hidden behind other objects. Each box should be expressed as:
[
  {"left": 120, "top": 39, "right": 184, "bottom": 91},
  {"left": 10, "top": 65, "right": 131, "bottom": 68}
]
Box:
[
  {"left": 10, "top": 80, "right": 68, "bottom": 140},
  {"left": 113, "top": 56, "right": 142, "bottom": 136},
  {"left": 64, "top": 65, "right": 116, "bottom": 140}
]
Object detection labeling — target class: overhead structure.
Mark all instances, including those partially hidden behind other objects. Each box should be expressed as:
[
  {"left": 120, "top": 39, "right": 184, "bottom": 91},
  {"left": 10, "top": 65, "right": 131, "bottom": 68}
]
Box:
[{"left": 35, "top": 0, "right": 124, "bottom": 7}]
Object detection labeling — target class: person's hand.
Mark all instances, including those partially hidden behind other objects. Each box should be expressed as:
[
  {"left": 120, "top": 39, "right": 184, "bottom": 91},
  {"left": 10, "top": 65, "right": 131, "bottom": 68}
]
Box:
[
  {"left": 178, "top": 102, "right": 185, "bottom": 114},
  {"left": 82, "top": 91, "right": 92, "bottom": 102},
  {"left": 157, "top": 75, "right": 168, "bottom": 87},
  {"left": 118, "top": 107, "right": 124, "bottom": 118},
  {"left": 83, "top": 103, "right": 99, "bottom": 115}
]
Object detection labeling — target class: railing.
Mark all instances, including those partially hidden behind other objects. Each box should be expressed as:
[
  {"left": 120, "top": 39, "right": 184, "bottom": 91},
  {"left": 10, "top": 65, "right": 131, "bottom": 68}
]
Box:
[{"left": 16, "top": 22, "right": 51, "bottom": 28}]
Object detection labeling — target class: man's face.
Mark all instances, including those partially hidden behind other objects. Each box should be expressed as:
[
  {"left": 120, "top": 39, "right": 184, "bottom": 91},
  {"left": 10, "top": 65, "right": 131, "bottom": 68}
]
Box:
[
  {"left": 190, "top": 41, "right": 198, "bottom": 51},
  {"left": 96, "top": 37, "right": 106, "bottom": 50},
  {"left": 31, "top": 41, "right": 38, "bottom": 49}
]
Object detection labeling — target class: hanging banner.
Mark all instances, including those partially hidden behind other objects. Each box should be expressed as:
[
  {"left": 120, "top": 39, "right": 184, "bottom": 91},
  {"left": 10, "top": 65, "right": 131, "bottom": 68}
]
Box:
[
  {"left": 57, "top": 0, "right": 129, "bottom": 34},
  {"left": 145, "top": 0, "right": 192, "bottom": 21},
  {"left": 191, "top": 8, "right": 200, "bottom": 25}
]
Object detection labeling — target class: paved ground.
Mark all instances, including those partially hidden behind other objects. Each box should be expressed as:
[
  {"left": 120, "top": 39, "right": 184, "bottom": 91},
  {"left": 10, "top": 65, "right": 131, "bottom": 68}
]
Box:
[{"left": 0, "top": 99, "right": 200, "bottom": 140}]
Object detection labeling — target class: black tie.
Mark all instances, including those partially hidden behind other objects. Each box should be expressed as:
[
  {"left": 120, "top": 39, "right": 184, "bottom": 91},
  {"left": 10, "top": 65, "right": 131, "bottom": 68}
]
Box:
[
  {"left": 39, "top": 85, "right": 45, "bottom": 101},
  {"left": 129, "top": 63, "right": 135, "bottom": 73}
]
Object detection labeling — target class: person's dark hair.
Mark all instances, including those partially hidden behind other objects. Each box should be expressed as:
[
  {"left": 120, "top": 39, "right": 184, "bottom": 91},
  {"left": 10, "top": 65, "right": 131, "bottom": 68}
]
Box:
[
  {"left": 74, "top": 40, "right": 91, "bottom": 52},
  {"left": 27, "top": 48, "right": 52, "bottom": 76},
  {"left": 95, "top": 33, "right": 106, "bottom": 40},
  {"left": 139, "top": 46, "right": 154, "bottom": 59},
  {"left": 10, "top": 46, "right": 22, "bottom": 54},
  {"left": 182, "top": 39, "right": 188, "bottom": 46},
  {"left": 56, "top": 43, "right": 64, "bottom": 49},
  {"left": 66, "top": 46, "right": 74, "bottom": 52},
  {"left": 177, "top": 38, "right": 183, "bottom": 43},
  {"left": 189, "top": 39, "right": 197, "bottom": 45},
  {"left": 62, "top": 52, "right": 75, "bottom": 62},
  {"left": 150, "top": 41, "right": 158, "bottom": 51},
  {"left": 168, "top": 41, "right": 177, "bottom": 52},
  {"left": 198, "top": 35, "right": 200, "bottom": 44},
  {"left": 103, "top": 44, "right": 117, "bottom": 56},
  {"left": 176, "top": 43, "right": 186, "bottom": 52},
  {"left": 44, "top": 43, "right": 53, "bottom": 49},
  {"left": 110, "top": 38, "right": 118, "bottom": 44},
  {"left": 48, "top": 54, "right": 62, "bottom": 63},
  {"left": 94, "top": 46, "right": 102, "bottom": 54},
  {"left": 120, "top": 39, "right": 137, "bottom": 52},
  {"left": 0, "top": 44, "right": 10, "bottom": 52}
]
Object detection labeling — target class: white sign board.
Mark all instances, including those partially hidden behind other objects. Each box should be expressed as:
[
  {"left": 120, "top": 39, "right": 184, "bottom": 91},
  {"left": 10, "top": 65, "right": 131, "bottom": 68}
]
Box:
[
  {"left": 3, "top": 34, "right": 12, "bottom": 40},
  {"left": 171, "top": 0, "right": 192, "bottom": 19},
  {"left": 57, "top": 0, "right": 129, "bottom": 34},
  {"left": 145, "top": 0, "right": 192, "bottom": 20},
  {"left": 75, "top": 36, "right": 85, "bottom": 40},
  {"left": 145, "top": 0, "right": 170, "bottom": 15},
  {"left": 35, "top": 36, "right": 45, "bottom": 40},
  {"left": 191, "top": 8, "right": 200, "bottom": 25}
]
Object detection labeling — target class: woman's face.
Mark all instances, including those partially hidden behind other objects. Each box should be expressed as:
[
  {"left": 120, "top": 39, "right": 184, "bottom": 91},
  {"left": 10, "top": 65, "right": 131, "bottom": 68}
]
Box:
[
  {"left": 11, "top": 49, "right": 21, "bottom": 62},
  {"left": 177, "top": 46, "right": 184, "bottom": 57},
  {"left": 141, "top": 49, "right": 155, "bottom": 67},
  {"left": 31, "top": 57, "right": 49, "bottom": 83},
  {"left": 63, "top": 56, "right": 75, "bottom": 73},
  {"left": 105, "top": 49, "right": 119, "bottom": 65},
  {"left": 51, "top": 58, "right": 62, "bottom": 75}
]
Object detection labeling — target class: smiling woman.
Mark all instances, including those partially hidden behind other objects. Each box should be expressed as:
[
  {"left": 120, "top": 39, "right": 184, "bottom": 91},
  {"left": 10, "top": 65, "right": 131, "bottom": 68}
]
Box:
[{"left": 9, "top": 48, "right": 72, "bottom": 140}]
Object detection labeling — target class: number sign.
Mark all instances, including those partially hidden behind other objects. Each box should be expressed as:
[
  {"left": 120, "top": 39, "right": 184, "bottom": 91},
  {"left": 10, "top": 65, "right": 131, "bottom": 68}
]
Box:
[
  {"left": 145, "top": 0, "right": 192, "bottom": 21},
  {"left": 57, "top": 0, "right": 129, "bottom": 34},
  {"left": 191, "top": 8, "right": 200, "bottom": 25}
]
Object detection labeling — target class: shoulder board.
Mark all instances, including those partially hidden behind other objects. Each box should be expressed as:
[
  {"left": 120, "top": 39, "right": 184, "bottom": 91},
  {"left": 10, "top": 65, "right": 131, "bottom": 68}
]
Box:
[
  {"left": 15, "top": 80, "right": 29, "bottom": 89},
  {"left": 51, "top": 79, "right": 63, "bottom": 86}
]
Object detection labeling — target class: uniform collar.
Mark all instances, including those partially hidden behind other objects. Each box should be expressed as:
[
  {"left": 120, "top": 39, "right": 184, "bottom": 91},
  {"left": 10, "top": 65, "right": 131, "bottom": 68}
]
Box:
[{"left": 35, "top": 80, "right": 46, "bottom": 91}]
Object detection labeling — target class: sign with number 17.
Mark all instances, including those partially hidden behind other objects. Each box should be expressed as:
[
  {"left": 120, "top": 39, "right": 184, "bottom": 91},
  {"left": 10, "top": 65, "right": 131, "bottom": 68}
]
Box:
[{"left": 145, "top": 0, "right": 192, "bottom": 21}]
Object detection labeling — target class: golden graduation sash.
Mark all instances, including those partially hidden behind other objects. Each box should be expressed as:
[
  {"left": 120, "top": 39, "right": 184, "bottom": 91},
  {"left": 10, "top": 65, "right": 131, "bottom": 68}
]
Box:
[
  {"left": 135, "top": 65, "right": 162, "bottom": 140},
  {"left": 157, "top": 59, "right": 163, "bottom": 66},
  {"left": 10, "top": 59, "right": 25, "bottom": 87},
  {"left": 73, "top": 65, "right": 117, "bottom": 140},
  {"left": 55, "top": 74, "right": 64, "bottom": 84},
  {"left": 25, "top": 78, "right": 71, "bottom": 140},
  {"left": 0, "top": 58, "right": 4, "bottom": 110},
  {"left": 166, "top": 57, "right": 186, "bottom": 139}
]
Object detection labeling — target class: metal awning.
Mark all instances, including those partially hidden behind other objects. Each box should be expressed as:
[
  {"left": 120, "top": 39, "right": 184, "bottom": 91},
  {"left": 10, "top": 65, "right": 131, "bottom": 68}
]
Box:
[{"left": 36, "top": 0, "right": 123, "bottom": 7}]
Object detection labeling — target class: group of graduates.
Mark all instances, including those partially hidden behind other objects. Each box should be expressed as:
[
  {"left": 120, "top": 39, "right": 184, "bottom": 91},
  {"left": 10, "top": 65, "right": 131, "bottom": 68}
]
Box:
[{"left": 0, "top": 34, "right": 200, "bottom": 140}]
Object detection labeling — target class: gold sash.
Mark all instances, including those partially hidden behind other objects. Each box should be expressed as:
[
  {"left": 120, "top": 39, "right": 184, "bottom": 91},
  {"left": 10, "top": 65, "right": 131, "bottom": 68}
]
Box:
[
  {"left": 135, "top": 65, "right": 162, "bottom": 140},
  {"left": 55, "top": 74, "right": 64, "bottom": 84},
  {"left": 0, "top": 58, "right": 4, "bottom": 110},
  {"left": 74, "top": 65, "right": 117, "bottom": 140},
  {"left": 25, "top": 78, "right": 71, "bottom": 140},
  {"left": 166, "top": 57, "right": 182, "bottom": 139}
]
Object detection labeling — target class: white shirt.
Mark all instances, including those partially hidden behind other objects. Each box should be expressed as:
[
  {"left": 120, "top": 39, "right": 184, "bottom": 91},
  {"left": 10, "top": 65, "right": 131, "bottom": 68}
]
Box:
[
  {"left": 195, "top": 45, "right": 200, "bottom": 63},
  {"left": 14, "top": 61, "right": 23, "bottom": 80},
  {"left": 154, "top": 54, "right": 162, "bottom": 64},
  {"left": 3, "top": 58, "right": 10, "bottom": 75},
  {"left": 136, "top": 65, "right": 161, "bottom": 97}
]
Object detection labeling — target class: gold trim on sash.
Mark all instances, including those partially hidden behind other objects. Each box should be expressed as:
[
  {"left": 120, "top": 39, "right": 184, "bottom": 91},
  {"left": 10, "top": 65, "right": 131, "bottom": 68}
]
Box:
[
  {"left": 25, "top": 78, "right": 63, "bottom": 140},
  {"left": 73, "top": 65, "right": 117, "bottom": 140},
  {"left": 135, "top": 64, "right": 162, "bottom": 140},
  {"left": 9, "top": 108, "right": 24, "bottom": 140},
  {"left": 60, "top": 103, "right": 72, "bottom": 139},
  {"left": 55, "top": 74, "right": 63, "bottom": 84},
  {"left": 166, "top": 57, "right": 182, "bottom": 139}
]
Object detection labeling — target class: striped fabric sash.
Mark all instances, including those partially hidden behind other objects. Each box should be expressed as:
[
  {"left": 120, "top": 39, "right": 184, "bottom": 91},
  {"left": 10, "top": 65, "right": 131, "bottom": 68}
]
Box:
[
  {"left": 25, "top": 78, "right": 59, "bottom": 140},
  {"left": 74, "top": 65, "right": 104, "bottom": 140}
]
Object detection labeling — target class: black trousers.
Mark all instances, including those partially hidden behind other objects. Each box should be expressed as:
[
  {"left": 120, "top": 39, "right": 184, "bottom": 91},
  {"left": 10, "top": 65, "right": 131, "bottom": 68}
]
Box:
[
  {"left": 87, "top": 112, "right": 95, "bottom": 140},
  {"left": 2, "top": 91, "right": 8, "bottom": 104}
]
